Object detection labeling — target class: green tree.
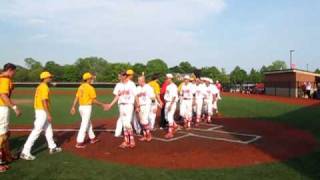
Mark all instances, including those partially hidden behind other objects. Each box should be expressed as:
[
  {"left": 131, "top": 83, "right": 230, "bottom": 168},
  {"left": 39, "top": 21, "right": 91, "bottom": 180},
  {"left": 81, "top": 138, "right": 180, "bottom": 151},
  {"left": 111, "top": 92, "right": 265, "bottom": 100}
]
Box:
[
  {"left": 178, "top": 61, "right": 194, "bottom": 73},
  {"left": 248, "top": 68, "right": 263, "bottom": 83},
  {"left": 102, "top": 63, "right": 131, "bottom": 82},
  {"left": 75, "top": 57, "right": 110, "bottom": 81},
  {"left": 200, "top": 66, "right": 221, "bottom": 80},
  {"left": 146, "top": 59, "right": 168, "bottom": 77},
  {"left": 61, "top": 65, "right": 80, "bottom": 82},
  {"left": 315, "top": 68, "right": 320, "bottom": 74},
  {"left": 24, "top": 58, "right": 43, "bottom": 81},
  {"left": 230, "top": 66, "right": 248, "bottom": 84},
  {"left": 13, "top": 66, "right": 30, "bottom": 81},
  {"left": 267, "top": 60, "right": 287, "bottom": 71},
  {"left": 25, "top": 58, "right": 42, "bottom": 70},
  {"left": 45, "top": 61, "right": 64, "bottom": 81},
  {"left": 132, "top": 63, "right": 146, "bottom": 76}
]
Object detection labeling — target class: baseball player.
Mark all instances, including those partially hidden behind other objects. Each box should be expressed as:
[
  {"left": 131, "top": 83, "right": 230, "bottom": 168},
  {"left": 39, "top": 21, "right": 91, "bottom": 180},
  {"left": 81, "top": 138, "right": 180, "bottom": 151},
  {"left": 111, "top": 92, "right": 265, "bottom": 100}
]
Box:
[
  {"left": 20, "top": 71, "right": 62, "bottom": 161},
  {"left": 179, "top": 75, "right": 195, "bottom": 129},
  {"left": 164, "top": 74, "right": 179, "bottom": 139},
  {"left": 136, "top": 75, "right": 155, "bottom": 141},
  {"left": 148, "top": 74, "right": 163, "bottom": 131},
  {"left": 127, "top": 70, "right": 142, "bottom": 135},
  {"left": 0, "top": 63, "right": 21, "bottom": 172},
  {"left": 194, "top": 77, "right": 206, "bottom": 126},
  {"left": 203, "top": 78, "right": 214, "bottom": 123},
  {"left": 70, "top": 72, "right": 105, "bottom": 148},
  {"left": 211, "top": 80, "right": 220, "bottom": 115},
  {"left": 106, "top": 71, "right": 137, "bottom": 148},
  {"left": 114, "top": 73, "right": 125, "bottom": 137},
  {"left": 215, "top": 80, "right": 222, "bottom": 114},
  {"left": 114, "top": 69, "right": 142, "bottom": 137}
]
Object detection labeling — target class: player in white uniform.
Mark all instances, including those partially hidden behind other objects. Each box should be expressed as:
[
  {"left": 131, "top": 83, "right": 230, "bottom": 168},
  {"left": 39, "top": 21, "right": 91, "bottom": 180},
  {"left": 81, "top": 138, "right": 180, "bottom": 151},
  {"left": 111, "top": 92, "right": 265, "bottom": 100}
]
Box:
[
  {"left": 194, "top": 78, "right": 206, "bottom": 126},
  {"left": 106, "top": 72, "right": 137, "bottom": 148},
  {"left": 164, "top": 74, "right": 179, "bottom": 139},
  {"left": 203, "top": 78, "right": 214, "bottom": 123},
  {"left": 180, "top": 75, "right": 195, "bottom": 129},
  {"left": 136, "top": 75, "right": 155, "bottom": 142},
  {"left": 211, "top": 80, "right": 220, "bottom": 115}
]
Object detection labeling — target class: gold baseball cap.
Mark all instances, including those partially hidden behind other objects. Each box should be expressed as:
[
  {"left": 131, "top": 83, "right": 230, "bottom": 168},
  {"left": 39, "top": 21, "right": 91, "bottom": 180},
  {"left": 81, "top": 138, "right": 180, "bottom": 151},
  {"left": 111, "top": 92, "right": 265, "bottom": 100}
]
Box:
[
  {"left": 82, "top": 72, "right": 93, "bottom": 80},
  {"left": 40, "top": 71, "right": 53, "bottom": 80}
]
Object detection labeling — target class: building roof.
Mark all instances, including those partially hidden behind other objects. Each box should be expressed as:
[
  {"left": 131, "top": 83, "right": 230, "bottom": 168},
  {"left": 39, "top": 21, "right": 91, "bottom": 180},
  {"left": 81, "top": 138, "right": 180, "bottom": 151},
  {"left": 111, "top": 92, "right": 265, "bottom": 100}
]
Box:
[{"left": 264, "top": 69, "right": 320, "bottom": 77}]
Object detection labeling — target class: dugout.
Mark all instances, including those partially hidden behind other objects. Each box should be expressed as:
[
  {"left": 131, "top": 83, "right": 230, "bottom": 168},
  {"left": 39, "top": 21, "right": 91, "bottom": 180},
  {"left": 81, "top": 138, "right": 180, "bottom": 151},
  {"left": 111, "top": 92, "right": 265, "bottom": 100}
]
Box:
[{"left": 264, "top": 69, "right": 320, "bottom": 98}]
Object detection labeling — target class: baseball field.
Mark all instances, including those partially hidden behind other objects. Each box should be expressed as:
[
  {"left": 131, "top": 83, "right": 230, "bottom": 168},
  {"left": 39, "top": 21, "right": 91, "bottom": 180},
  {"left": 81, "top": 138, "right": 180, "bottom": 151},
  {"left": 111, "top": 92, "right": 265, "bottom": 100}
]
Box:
[{"left": 1, "top": 87, "right": 320, "bottom": 180}]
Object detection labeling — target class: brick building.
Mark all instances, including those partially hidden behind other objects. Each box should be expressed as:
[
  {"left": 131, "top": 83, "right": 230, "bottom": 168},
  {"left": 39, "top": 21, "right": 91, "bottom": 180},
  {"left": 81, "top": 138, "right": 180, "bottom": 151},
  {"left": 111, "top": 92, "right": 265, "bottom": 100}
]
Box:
[{"left": 264, "top": 69, "right": 320, "bottom": 97}]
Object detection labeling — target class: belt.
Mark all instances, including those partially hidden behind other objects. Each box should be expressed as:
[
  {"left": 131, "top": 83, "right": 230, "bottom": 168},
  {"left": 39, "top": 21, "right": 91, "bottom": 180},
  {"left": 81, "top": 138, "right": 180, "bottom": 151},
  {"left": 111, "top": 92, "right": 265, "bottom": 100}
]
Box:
[{"left": 183, "top": 98, "right": 192, "bottom": 100}]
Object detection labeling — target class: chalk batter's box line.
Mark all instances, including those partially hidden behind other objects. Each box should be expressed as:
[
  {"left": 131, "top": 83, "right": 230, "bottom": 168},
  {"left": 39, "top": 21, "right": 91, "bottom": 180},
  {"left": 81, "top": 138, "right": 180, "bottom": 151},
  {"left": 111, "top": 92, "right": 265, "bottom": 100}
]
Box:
[{"left": 10, "top": 127, "right": 262, "bottom": 145}]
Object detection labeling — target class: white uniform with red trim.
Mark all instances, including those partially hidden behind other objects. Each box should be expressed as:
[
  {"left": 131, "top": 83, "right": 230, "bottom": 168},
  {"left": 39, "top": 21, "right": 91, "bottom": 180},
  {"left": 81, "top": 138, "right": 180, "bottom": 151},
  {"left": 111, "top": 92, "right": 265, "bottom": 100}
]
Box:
[
  {"left": 136, "top": 84, "right": 155, "bottom": 125},
  {"left": 113, "top": 81, "right": 137, "bottom": 131},
  {"left": 211, "top": 84, "right": 220, "bottom": 111},
  {"left": 203, "top": 84, "right": 214, "bottom": 116},
  {"left": 164, "top": 83, "right": 178, "bottom": 126},
  {"left": 180, "top": 83, "right": 195, "bottom": 120},
  {"left": 194, "top": 83, "right": 206, "bottom": 120}
]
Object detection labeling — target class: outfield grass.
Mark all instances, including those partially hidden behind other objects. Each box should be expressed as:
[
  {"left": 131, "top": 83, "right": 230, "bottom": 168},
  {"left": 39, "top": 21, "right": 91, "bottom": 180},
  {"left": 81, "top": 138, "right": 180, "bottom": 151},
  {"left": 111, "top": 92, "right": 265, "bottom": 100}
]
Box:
[{"left": 1, "top": 88, "right": 320, "bottom": 180}]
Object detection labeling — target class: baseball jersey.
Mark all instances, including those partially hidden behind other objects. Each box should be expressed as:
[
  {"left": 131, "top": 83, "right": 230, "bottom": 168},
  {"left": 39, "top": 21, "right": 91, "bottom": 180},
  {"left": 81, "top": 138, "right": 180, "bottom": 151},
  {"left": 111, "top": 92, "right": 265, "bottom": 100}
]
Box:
[
  {"left": 148, "top": 80, "right": 160, "bottom": 95},
  {"left": 164, "top": 83, "right": 178, "bottom": 102},
  {"left": 194, "top": 83, "right": 206, "bottom": 99},
  {"left": 34, "top": 83, "right": 50, "bottom": 110},
  {"left": 136, "top": 84, "right": 155, "bottom": 105},
  {"left": 76, "top": 83, "right": 97, "bottom": 105},
  {"left": 113, "top": 81, "right": 137, "bottom": 104},
  {"left": 180, "top": 83, "right": 195, "bottom": 99},
  {"left": 0, "top": 77, "right": 13, "bottom": 106},
  {"left": 178, "top": 82, "right": 184, "bottom": 93},
  {"left": 204, "top": 84, "right": 219, "bottom": 100}
]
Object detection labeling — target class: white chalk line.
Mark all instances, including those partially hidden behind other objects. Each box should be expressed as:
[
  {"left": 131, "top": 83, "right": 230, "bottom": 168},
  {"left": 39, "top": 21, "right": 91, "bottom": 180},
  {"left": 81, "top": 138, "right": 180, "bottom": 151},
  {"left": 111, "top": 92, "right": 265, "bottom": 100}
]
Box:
[{"left": 10, "top": 123, "right": 262, "bottom": 144}]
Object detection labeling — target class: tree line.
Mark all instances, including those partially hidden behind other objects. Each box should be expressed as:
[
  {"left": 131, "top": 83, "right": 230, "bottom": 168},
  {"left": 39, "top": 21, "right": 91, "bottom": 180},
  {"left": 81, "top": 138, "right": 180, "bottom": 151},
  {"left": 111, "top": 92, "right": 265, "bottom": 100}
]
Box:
[{"left": 6, "top": 57, "right": 318, "bottom": 85}]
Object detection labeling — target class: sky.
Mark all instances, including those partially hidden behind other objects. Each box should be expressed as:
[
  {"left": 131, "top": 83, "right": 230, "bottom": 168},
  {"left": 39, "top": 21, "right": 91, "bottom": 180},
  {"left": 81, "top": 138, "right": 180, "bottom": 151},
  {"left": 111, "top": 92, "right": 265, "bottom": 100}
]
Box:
[{"left": 0, "top": 0, "right": 319, "bottom": 72}]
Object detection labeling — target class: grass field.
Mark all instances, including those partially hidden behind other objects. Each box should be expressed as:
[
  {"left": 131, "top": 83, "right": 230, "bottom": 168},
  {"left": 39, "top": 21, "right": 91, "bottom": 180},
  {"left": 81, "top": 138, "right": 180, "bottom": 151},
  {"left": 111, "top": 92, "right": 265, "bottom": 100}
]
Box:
[{"left": 1, "top": 88, "right": 320, "bottom": 180}]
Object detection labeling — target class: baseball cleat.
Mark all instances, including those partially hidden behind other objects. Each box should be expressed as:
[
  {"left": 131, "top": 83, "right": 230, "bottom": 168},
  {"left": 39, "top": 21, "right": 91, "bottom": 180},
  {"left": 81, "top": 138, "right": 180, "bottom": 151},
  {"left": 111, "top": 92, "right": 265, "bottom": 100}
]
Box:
[
  {"left": 146, "top": 136, "right": 152, "bottom": 142},
  {"left": 139, "top": 137, "right": 147, "bottom": 142},
  {"left": 164, "top": 133, "right": 174, "bottom": 139},
  {"left": 90, "top": 138, "right": 100, "bottom": 144},
  {"left": 119, "top": 142, "right": 129, "bottom": 149},
  {"left": 49, "top": 147, "right": 62, "bottom": 154},
  {"left": 75, "top": 143, "right": 86, "bottom": 149},
  {"left": 20, "top": 153, "right": 36, "bottom": 161},
  {"left": 0, "top": 165, "right": 9, "bottom": 173},
  {"left": 129, "top": 143, "right": 136, "bottom": 148}
]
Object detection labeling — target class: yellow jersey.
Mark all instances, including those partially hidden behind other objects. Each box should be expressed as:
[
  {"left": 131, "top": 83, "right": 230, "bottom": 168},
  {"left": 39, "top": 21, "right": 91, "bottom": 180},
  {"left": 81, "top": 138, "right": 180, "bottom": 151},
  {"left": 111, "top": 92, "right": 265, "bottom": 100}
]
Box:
[
  {"left": 34, "top": 83, "right": 50, "bottom": 110},
  {"left": 76, "top": 83, "right": 97, "bottom": 105},
  {"left": 0, "top": 77, "right": 13, "bottom": 106},
  {"left": 148, "top": 80, "right": 160, "bottom": 95},
  {"left": 178, "top": 82, "right": 184, "bottom": 93}
]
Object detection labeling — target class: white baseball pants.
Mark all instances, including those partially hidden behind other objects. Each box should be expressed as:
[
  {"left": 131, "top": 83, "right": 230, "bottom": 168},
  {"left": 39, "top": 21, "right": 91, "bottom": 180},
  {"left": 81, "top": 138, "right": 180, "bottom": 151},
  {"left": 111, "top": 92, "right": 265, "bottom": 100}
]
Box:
[
  {"left": 119, "top": 104, "right": 134, "bottom": 131},
  {"left": 0, "top": 106, "right": 9, "bottom": 136},
  {"left": 22, "top": 110, "right": 57, "bottom": 155},
  {"left": 165, "top": 102, "right": 177, "bottom": 126},
  {"left": 180, "top": 99, "right": 193, "bottom": 119},
  {"left": 195, "top": 99, "right": 203, "bottom": 117},
  {"left": 76, "top": 105, "right": 96, "bottom": 143},
  {"left": 138, "top": 104, "right": 151, "bottom": 125},
  {"left": 148, "top": 103, "right": 157, "bottom": 130},
  {"left": 203, "top": 99, "right": 213, "bottom": 116}
]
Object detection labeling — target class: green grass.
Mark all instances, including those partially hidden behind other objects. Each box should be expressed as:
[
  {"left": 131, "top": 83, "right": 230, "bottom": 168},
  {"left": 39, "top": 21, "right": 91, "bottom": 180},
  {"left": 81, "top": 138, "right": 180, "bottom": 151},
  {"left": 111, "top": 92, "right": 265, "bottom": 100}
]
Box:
[{"left": 1, "top": 88, "right": 320, "bottom": 180}]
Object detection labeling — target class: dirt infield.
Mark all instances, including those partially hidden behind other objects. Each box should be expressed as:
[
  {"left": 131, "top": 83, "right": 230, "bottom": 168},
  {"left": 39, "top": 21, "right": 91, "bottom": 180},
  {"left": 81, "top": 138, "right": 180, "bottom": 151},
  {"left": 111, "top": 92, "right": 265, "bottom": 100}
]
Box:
[
  {"left": 10, "top": 117, "right": 317, "bottom": 169},
  {"left": 223, "top": 92, "right": 320, "bottom": 106}
]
